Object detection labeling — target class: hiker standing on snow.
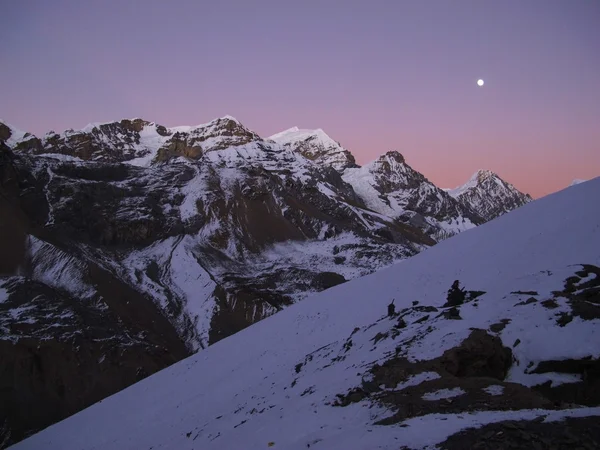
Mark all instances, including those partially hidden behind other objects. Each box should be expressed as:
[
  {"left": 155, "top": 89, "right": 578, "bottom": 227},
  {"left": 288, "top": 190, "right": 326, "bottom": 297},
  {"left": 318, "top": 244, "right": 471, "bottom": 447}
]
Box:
[{"left": 387, "top": 299, "right": 396, "bottom": 317}]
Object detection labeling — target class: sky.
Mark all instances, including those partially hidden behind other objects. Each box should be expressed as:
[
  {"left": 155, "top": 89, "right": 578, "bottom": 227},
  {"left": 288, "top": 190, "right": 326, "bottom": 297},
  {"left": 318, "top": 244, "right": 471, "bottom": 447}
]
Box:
[{"left": 1, "top": 0, "right": 599, "bottom": 198}]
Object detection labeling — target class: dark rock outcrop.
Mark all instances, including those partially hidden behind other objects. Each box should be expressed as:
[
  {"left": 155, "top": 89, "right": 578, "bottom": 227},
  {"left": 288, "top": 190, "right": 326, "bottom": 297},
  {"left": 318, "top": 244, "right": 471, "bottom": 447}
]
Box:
[{"left": 440, "top": 329, "right": 513, "bottom": 380}]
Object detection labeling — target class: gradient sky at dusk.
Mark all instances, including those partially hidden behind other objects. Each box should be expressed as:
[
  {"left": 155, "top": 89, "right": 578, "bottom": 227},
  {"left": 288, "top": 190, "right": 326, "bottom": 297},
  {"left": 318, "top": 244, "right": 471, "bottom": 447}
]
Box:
[{"left": 1, "top": 0, "right": 599, "bottom": 198}]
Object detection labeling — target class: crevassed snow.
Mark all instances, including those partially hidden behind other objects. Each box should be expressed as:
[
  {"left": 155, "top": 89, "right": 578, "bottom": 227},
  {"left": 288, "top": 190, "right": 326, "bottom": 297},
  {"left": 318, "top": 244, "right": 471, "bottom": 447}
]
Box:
[{"left": 12, "top": 177, "right": 600, "bottom": 450}]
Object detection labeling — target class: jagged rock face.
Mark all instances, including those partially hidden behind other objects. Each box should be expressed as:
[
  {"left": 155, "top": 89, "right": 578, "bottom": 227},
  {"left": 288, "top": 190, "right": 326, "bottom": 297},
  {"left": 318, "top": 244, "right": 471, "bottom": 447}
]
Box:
[
  {"left": 0, "top": 122, "right": 435, "bottom": 443},
  {"left": 343, "top": 151, "right": 484, "bottom": 240},
  {"left": 0, "top": 143, "right": 190, "bottom": 444},
  {"left": 448, "top": 170, "right": 532, "bottom": 221},
  {"left": 182, "top": 116, "right": 261, "bottom": 151},
  {"left": 40, "top": 119, "right": 161, "bottom": 162},
  {"left": 154, "top": 134, "right": 203, "bottom": 162},
  {"left": 5, "top": 117, "right": 262, "bottom": 165},
  {"left": 269, "top": 127, "right": 358, "bottom": 172}
]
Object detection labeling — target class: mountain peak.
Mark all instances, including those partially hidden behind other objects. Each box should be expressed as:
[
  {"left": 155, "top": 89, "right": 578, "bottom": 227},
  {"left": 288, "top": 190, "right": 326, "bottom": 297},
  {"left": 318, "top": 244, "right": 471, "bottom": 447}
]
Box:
[
  {"left": 219, "top": 114, "right": 239, "bottom": 122},
  {"left": 570, "top": 179, "right": 587, "bottom": 187},
  {"left": 80, "top": 118, "right": 154, "bottom": 134},
  {"left": 269, "top": 126, "right": 357, "bottom": 172},
  {"left": 473, "top": 169, "right": 496, "bottom": 179},
  {"left": 380, "top": 150, "right": 406, "bottom": 164},
  {"left": 449, "top": 170, "right": 532, "bottom": 221}
]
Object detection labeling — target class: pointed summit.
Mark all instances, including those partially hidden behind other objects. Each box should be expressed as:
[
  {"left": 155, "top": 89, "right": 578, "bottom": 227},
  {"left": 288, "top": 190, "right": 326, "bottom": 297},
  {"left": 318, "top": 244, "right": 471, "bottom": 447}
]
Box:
[
  {"left": 378, "top": 150, "right": 406, "bottom": 165},
  {"left": 449, "top": 170, "right": 532, "bottom": 221},
  {"left": 570, "top": 179, "right": 587, "bottom": 187},
  {"left": 269, "top": 127, "right": 357, "bottom": 172}
]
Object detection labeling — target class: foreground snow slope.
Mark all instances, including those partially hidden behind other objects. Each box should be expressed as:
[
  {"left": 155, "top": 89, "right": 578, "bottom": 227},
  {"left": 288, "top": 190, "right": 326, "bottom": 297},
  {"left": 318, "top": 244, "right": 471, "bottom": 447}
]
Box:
[{"left": 12, "top": 177, "right": 600, "bottom": 450}]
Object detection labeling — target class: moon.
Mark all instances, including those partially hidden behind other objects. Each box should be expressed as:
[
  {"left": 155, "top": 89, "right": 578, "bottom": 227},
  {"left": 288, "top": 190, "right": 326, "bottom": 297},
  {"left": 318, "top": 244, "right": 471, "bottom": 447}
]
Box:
[{"left": 477, "top": 79, "right": 485, "bottom": 87}]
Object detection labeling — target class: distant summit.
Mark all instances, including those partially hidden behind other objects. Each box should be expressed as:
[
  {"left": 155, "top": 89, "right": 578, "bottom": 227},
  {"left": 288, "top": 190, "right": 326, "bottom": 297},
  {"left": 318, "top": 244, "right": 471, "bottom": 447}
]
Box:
[
  {"left": 448, "top": 170, "right": 532, "bottom": 221},
  {"left": 342, "top": 151, "right": 482, "bottom": 241},
  {"left": 570, "top": 179, "right": 587, "bottom": 187}
]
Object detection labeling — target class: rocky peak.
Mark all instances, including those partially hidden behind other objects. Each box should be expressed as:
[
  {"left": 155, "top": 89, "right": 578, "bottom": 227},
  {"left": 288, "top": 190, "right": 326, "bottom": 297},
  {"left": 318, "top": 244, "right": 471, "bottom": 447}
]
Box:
[
  {"left": 343, "top": 153, "right": 483, "bottom": 241},
  {"left": 474, "top": 169, "right": 495, "bottom": 182},
  {"left": 448, "top": 170, "right": 532, "bottom": 222},
  {"left": 180, "top": 116, "right": 261, "bottom": 152},
  {"left": 370, "top": 151, "right": 408, "bottom": 174},
  {"left": 89, "top": 118, "right": 171, "bottom": 138},
  {"left": 4, "top": 116, "right": 264, "bottom": 165},
  {"left": 269, "top": 127, "right": 357, "bottom": 172}
]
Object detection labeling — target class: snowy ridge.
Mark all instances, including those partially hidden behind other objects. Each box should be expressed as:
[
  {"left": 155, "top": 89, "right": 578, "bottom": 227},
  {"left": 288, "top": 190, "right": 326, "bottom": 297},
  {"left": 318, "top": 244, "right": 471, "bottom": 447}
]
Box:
[
  {"left": 269, "top": 126, "right": 357, "bottom": 172},
  {"left": 12, "top": 177, "right": 600, "bottom": 450}
]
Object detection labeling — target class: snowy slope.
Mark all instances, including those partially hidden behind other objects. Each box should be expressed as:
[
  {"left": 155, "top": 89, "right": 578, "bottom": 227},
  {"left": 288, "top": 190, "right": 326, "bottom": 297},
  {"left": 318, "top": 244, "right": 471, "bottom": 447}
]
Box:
[
  {"left": 448, "top": 170, "right": 532, "bottom": 221},
  {"left": 13, "top": 177, "right": 600, "bottom": 450},
  {"left": 269, "top": 127, "right": 357, "bottom": 172},
  {"left": 343, "top": 151, "right": 482, "bottom": 240}
]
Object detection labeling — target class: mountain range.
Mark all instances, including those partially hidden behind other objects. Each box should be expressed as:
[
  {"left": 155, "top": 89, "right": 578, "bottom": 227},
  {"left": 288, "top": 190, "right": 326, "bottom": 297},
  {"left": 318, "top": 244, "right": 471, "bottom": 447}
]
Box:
[
  {"left": 10, "top": 167, "right": 600, "bottom": 450},
  {"left": 0, "top": 116, "right": 533, "bottom": 445}
]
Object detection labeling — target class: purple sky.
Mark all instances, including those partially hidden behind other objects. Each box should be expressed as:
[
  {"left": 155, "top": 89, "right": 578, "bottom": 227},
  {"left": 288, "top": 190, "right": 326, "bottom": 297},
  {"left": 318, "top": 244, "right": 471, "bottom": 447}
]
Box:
[{"left": 1, "top": 0, "right": 599, "bottom": 197}]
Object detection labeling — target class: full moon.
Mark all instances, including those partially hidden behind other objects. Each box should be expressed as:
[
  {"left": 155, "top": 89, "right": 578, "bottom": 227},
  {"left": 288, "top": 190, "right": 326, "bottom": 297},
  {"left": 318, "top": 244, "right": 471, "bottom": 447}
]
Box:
[{"left": 477, "top": 79, "right": 485, "bottom": 87}]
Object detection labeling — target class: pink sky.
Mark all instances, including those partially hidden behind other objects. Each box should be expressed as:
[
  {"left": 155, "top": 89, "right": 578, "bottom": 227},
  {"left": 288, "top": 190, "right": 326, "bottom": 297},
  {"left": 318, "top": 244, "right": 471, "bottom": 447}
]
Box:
[{"left": 1, "top": 0, "right": 599, "bottom": 198}]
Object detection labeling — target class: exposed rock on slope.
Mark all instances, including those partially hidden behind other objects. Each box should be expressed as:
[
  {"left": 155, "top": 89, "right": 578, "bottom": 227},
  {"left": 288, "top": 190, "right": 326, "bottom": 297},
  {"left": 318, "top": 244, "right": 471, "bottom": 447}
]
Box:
[
  {"left": 0, "top": 143, "right": 190, "bottom": 445},
  {"left": 448, "top": 169, "right": 532, "bottom": 221}
]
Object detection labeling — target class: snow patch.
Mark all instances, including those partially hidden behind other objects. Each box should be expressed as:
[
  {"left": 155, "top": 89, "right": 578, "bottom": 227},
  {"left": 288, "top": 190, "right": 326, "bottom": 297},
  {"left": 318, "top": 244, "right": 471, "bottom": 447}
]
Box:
[
  {"left": 422, "top": 387, "right": 466, "bottom": 401},
  {"left": 395, "top": 372, "right": 441, "bottom": 391},
  {"left": 482, "top": 385, "right": 504, "bottom": 396}
]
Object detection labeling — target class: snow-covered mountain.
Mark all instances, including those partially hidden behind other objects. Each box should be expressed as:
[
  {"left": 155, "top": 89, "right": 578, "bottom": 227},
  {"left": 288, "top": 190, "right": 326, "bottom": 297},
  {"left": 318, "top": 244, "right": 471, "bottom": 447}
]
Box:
[
  {"left": 570, "top": 179, "right": 587, "bottom": 187},
  {"left": 0, "top": 117, "right": 534, "bottom": 445},
  {"left": 343, "top": 151, "right": 484, "bottom": 240},
  {"left": 12, "top": 176, "right": 600, "bottom": 450},
  {"left": 447, "top": 169, "right": 533, "bottom": 222},
  {"left": 269, "top": 127, "right": 358, "bottom": 172},
  {"left": 0, "top": 117, "right": 435, "bottom": 444}
]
